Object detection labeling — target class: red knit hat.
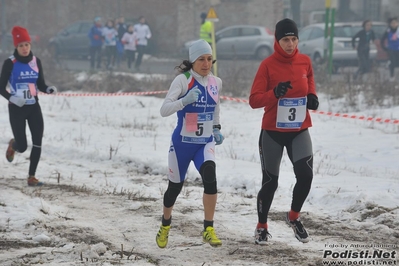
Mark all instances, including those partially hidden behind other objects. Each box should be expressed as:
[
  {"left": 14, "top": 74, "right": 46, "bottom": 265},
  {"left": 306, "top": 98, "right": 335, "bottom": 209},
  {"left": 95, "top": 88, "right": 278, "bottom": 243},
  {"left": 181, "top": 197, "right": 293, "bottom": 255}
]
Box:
[{"left": 11, "top": 26, "right": 31, "bottom": 47}]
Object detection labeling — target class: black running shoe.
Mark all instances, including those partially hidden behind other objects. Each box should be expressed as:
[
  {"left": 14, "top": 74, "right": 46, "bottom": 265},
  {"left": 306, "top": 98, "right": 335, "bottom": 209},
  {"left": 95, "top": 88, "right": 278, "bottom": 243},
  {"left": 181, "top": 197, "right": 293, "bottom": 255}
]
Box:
[
  {"left": 254, "top": 227, "right": 272, "bottom": 245},
  {"left": 286, "top": 212, "right": 309, "bottom": 243}
]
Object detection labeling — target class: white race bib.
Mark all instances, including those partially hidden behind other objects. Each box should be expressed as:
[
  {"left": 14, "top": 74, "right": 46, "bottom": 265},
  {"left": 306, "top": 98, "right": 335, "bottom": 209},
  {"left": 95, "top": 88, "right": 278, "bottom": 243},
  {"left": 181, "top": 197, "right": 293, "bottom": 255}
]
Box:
[
  {"left": 276, "top": 97, "right": 307, "bottom": 129},
  {"left": 181, "top": 112, "right": 213, "bottom": 144},
  {"left": 15, "top": 83, "right": 37, "bottom": 105}
]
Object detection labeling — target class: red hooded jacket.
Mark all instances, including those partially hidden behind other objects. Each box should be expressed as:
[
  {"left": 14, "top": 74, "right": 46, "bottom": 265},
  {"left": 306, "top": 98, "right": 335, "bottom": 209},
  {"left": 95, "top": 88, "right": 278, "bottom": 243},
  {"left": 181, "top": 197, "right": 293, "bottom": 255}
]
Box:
[{"left": 249, "top": 40, "right": 317, "bottom": 132}]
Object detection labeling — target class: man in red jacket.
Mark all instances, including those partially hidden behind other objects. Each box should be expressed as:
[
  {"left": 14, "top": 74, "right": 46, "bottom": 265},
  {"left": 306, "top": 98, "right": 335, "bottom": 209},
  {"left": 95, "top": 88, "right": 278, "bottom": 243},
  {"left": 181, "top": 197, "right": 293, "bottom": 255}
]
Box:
[{"left": 249, "top": 18, "right": 319, "bottom": 244}]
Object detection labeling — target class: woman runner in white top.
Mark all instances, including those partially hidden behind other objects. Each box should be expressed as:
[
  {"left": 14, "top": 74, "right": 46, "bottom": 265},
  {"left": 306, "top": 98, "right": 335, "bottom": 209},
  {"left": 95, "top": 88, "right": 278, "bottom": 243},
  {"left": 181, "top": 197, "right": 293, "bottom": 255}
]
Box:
[{"left": 156, "top": 39, "right": 224, "bottom": 249}]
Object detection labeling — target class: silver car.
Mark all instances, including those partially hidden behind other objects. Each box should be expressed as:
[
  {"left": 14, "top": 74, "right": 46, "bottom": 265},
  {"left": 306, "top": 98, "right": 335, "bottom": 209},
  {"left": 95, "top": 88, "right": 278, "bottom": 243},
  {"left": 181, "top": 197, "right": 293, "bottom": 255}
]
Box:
[
  {"left": 183, "top": 25, "right": 274, "bottom": 60},
  {"left": 298, "top": 22, "right": 384, "bottom": 69}
]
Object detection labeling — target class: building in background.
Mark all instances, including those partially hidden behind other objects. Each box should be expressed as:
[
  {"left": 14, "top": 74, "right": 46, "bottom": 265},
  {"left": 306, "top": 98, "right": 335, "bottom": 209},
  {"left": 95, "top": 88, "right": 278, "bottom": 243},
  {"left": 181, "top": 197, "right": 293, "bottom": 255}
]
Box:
[
  {"left": 288, "top": 0, "right": 399, "bottom": 28},
  {"left": 1, "top": 0, "right": 399, "bottom": 56},
  {"left": 0, "top": 0, "right": 284, "bottom": 56}
]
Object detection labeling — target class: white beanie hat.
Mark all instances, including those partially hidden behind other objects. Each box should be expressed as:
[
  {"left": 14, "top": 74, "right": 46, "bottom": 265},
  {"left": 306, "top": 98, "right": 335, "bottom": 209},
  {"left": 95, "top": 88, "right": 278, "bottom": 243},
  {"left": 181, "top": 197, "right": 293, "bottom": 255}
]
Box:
[{"left": 189, "top": 39, "right": 212, "bottom": 62}]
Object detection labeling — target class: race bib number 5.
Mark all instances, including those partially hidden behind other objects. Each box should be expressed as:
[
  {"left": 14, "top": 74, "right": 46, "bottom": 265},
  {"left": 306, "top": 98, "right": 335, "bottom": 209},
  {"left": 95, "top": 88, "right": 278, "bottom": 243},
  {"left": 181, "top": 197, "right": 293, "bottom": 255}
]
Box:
[
  {"left": 276, "top": 97, "right": 307, "bottom": 129},
  {"left": 181, "top": 112, "right": 213, "bottom": 143}
]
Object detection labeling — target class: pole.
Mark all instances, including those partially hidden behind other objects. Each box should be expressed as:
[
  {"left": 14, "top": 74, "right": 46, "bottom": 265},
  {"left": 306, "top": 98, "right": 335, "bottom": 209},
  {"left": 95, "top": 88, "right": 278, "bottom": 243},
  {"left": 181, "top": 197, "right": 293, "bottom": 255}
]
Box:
[
  {"left": 117, "top": 0, "right": 121, "bottom": 17},
  {"left": 1, "top": 0, "right": 6, "bottom": 52},
  {"left": 211, "top": 21, "right": 217, "bottom": 77},
  {"left": 328, "top": 0, "right": 337, "bottom": 75},
  {"left": 24, "top": 0, "right": 28, "bottom": 26},
  {"left": 323, "top": 0, "right": 330, "bottom": 62}
]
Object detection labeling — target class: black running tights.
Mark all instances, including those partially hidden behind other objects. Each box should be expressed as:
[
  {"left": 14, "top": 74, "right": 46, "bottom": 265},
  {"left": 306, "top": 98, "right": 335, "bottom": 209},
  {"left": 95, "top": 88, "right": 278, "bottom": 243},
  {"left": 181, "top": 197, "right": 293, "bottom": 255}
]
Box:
[{"left": 8, "top": 103, "right": 44, "bottom": 176}]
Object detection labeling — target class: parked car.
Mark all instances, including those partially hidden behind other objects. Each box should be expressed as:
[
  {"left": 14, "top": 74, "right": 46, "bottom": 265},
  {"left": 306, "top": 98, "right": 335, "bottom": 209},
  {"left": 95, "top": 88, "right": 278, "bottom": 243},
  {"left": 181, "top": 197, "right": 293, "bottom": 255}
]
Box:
[
  {"left": 298, "top": 21, "right": 388, "bottom": 71},
  {"left": 183, "top": 25, "right": 274, "bottom": 60},
  {"left": 48, "top": 20, "right": 92, "bottom": 59},
  {"left": 48, "top": 19, "right": 157, "bottom": 59}
]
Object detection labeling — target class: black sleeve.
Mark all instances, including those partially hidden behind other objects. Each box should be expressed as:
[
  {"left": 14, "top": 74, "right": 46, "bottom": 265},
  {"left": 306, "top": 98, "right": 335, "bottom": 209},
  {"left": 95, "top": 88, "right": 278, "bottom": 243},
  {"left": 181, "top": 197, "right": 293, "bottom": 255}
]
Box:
[
  {"left": 380, "top": 31, "right": 388, "bottom": 50},
  {"left": 0, "top": 59, "right": 13, "bottom": 101},
  {"left": 352, "top": 31, "right": 360, "bottom": 48},
  {"left": 36, "top": 57, "right": 48, "bottom": 93}
]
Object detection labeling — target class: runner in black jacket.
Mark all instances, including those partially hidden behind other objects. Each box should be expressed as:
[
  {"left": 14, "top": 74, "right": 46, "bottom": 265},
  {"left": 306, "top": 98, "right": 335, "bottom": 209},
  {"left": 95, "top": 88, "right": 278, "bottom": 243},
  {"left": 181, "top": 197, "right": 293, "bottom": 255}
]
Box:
[{"left": 0, "top": 26, "right": 57, "bottom": 186}]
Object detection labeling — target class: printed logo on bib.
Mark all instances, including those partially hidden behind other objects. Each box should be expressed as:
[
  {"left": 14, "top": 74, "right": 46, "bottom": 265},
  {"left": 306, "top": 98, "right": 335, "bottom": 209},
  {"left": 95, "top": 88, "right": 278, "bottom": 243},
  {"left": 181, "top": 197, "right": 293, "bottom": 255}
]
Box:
[
  {"left": 28, "top": 57, "right": 39, "bottom": 73},
  {"left": 276, "top": 97, "right": 307, "bottom": 129},
  {"left": 207, "top": 76, "right": 218, "bottom": 103},
  {"left": 181, "top": 112, "right": 213, "bottom": 144}
]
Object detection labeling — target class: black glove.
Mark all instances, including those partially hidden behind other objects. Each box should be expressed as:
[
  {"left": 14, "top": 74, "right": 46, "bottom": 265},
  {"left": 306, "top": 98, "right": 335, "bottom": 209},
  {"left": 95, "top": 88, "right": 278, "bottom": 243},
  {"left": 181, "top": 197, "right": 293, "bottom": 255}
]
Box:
[
  {"left": 307, "top": 94, "right": 319, "bottom": 110},
  {"left": 274, "top": 81, "right": 292, "bottom": 98}
]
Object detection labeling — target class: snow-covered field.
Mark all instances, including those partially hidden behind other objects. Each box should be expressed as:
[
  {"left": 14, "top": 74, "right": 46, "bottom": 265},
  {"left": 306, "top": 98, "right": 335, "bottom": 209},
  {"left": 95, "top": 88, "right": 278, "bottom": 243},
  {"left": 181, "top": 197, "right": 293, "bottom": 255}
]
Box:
[{"left": 1, "top": 79, "right": 398, "bottom": 265}]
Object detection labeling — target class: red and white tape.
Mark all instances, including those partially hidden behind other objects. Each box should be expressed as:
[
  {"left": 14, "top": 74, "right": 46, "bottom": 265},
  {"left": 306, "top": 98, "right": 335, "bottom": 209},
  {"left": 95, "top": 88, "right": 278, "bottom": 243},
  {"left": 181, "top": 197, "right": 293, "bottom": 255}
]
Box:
[
  {"left": 40, "top": 91, "right": 168, "bottom": 97},
  {"left": 311, "top": 110, "right": 399, "bottom": 124},
  {"left": 41, "top": 92, "right": 399, "bottom": 125}
]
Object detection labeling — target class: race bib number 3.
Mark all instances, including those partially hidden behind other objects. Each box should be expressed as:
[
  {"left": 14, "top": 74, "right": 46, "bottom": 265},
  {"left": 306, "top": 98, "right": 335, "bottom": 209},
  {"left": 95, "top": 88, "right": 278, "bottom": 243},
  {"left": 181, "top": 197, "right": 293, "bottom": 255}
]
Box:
[{"left": 276, "top": 97, "right": 307, "bottom": 129}]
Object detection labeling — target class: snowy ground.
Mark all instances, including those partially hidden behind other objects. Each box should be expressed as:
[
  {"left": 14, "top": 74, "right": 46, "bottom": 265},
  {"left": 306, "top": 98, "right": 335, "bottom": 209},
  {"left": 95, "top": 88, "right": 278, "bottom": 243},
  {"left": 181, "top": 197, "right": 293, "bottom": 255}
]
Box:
[{"left": 0, "top": 79, "right": 398, "bottom": 265}]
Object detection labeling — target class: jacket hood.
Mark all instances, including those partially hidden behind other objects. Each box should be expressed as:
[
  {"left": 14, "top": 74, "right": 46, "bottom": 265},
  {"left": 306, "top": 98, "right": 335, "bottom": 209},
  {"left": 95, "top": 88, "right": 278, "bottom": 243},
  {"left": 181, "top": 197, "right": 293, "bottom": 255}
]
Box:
[{"left": 273, "top": 40, "right": 298, "bottom": 63}]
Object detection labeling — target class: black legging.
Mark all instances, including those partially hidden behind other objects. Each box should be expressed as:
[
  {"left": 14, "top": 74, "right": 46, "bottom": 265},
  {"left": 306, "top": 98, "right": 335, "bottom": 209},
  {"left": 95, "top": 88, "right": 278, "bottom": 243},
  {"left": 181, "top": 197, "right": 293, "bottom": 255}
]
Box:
[
  {"left": 135, "top": 45, "right": 146, "bottom": 69},
  {"left": 105, "top": 45, "right": 116, "bottom": 68},
  {"left": 356, "top": 49, "right": 371, "bottom": 75},
  {"left": 257, "top": 129, "right": 314, "bottom": 224},
  {"left": 89, "top": 46, "right": 102, "bottom": 69},
  {"left": 9, "top": 103, "right": 44, "bottom": 176},
  {"left": 125, "top": 50, "right": 136, "bottom": 69},
  {"left": 387, "top": 50, "right": 399, "bottom": 78}
]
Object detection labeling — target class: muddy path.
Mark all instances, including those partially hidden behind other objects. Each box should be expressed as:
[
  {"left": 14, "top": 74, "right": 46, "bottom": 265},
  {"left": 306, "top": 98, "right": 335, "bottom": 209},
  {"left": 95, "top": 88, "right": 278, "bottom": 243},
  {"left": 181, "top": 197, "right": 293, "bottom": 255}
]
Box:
[{"left": 0, "top": 177, "right": 398, "bottom": 266}]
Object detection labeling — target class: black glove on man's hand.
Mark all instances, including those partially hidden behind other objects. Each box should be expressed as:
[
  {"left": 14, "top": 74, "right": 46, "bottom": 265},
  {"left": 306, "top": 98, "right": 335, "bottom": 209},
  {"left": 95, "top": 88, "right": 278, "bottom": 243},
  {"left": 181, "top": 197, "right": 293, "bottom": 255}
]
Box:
[
  {"left": 307, "top": 94, "right": 319, "bottom": 110},
  {"left": 274, "top": 81, "right": 293, "bottom": 98}
]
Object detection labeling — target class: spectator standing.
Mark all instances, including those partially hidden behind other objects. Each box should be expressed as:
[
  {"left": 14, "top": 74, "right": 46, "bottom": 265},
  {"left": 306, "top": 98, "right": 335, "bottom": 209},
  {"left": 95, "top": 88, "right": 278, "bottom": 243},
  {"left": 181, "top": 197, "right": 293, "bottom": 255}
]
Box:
[
  {"left": 0, "top": 26, "right": 57, "bottom": 186},
  {"left": 121, "top": 24, "right": 137, "bottom": 70},
  {"left": 134, "top": 16, "right": 152, "bottom": 72},
  {"left": 380, "top": 17, "right": 399, "bottom": 81},
  {"left": 200, "top": 12, "right": 213, "bottom": 45},
  {"left": 352, "top": 20, "right": 375, "bottom": 80},
  {"left": 117, "top": 16, "right": 127, "bottom": 41},
  {"left": 102, "top": 19, "right": 118, "bottom": 70},
  {"left": 156, "top": 39, "right": 224, "bottom": 249},
  {"left": 88, "top": 17, "right": 103, "bottom": 70},
  {"left": 249, "top": 18, "right": 318, "bottom": 244},
  {"left": 116, "top": 16, "right": 127, "bottom": 67}
]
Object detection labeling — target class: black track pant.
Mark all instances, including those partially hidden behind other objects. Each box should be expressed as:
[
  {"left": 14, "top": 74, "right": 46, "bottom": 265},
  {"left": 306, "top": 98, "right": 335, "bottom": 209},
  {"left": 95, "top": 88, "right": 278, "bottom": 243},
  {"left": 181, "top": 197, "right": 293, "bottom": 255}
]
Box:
[
  {"left": 125, "top": 50, "right": 136, "bottom": 69},
  {"left": 387, "top": 50, "right": 399, "bottom": 78},
  {"left": 135, "top": 45, "right": 146, "bottom": 69},
  {"left": 8, "top": 103, "right": 44, "bottom": 176},
  {"left": 257, "top": 129, "right": 314, "bottom": 224},
  {"left": 356, "top": 49, "right": 371, "bottom": 76},
  {"left": 89, "top": 46, "right": 102, "bottom": 69}
]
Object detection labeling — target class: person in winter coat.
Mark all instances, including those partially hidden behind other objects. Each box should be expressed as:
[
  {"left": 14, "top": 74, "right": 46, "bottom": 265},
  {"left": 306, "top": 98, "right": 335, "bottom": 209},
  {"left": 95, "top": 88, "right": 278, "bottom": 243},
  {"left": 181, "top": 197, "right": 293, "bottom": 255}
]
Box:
[
  {"left": 102, "top": 19, "right": 118, "bottom": 70},
  {"left": 0, "top": 26, "right": 57, "bottom": 186},
  {"left": 133, "top": 16, "right": 151, "bottom": 71},
  {"left": 115, "top": 16, "right": 127, "bottom": 67},
  {"left": 351, "top": 20, "right": 375, "bottom": 80},
  {"left": 380, "top": 17, "right": 399, "bottom": 81},
  {"left": 121, "top": 24, "right": 137, "bottom": 69},
  {"left": 200, "top": 12, "right": 213, "bottom": 45},
  {"left": 156, "top": 39, "right": 224, "bottom": 249},
  {"left": 249, "top": 18, "right": 318, "bottom": 244},
  {"left": 88, "top": 16, "right": 103, "bottom": 70}
]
